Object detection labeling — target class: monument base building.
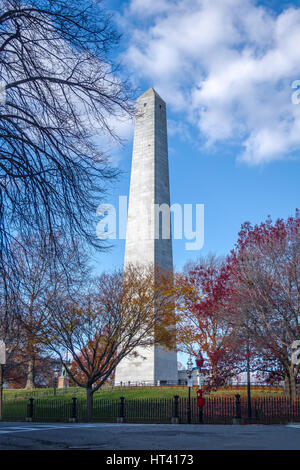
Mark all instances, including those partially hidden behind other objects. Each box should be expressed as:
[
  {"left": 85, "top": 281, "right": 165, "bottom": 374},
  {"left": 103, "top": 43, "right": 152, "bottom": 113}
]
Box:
[{"left": 114, "top": 344, "right": 178, "bottom": 386}]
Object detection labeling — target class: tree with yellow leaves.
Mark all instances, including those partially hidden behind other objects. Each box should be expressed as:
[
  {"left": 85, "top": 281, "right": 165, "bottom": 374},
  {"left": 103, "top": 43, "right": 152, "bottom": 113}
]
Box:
[{"left": 45, "top": 264, "right": 176, "bottom": 421}]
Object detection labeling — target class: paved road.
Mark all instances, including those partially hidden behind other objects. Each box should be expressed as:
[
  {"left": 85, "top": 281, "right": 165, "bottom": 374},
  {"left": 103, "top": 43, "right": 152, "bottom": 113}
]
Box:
[{"left": 0, "top": 422, "right": 300, "bottom": 450}]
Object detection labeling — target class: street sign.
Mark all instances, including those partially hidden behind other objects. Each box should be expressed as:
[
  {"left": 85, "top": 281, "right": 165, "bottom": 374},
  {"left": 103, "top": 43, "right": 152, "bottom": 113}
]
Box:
[
  {"left": 292, "top": 340, "right": 300, "bottom": 365},
  {"left": 0, "top": 341, "right": 6, "bottom": 365}
]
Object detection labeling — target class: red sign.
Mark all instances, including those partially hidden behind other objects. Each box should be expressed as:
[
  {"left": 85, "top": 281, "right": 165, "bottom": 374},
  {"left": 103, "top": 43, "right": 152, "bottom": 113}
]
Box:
[{"left": 197, "top": 389, "right": 205, "bottom": 407}]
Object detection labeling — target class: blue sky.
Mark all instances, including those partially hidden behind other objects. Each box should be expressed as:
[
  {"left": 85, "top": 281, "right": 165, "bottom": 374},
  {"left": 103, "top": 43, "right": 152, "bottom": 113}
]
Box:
[{"left": 91, "top": 0, "right": 300, "bottom": 275}]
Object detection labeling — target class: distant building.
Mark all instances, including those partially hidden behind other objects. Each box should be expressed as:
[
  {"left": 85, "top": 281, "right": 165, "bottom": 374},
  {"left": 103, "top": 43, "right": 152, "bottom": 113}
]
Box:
[{"left": 178, "top": 368, "right": 209, "bottom": 386}]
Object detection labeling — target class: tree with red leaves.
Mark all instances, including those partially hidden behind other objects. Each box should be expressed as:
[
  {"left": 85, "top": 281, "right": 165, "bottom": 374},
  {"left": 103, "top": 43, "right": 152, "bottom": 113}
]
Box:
[
  {"left": 5, "top": 352, "right": 59, "bottom": 389},
  {"left": 69, "top": 336, "right": 115, "bottom": 389},
  {"left": 176, "top": 255, "right": 243, "bottom": 389},
  {"left": 229, "top": 211, "right": 300, "bottom": 399}
]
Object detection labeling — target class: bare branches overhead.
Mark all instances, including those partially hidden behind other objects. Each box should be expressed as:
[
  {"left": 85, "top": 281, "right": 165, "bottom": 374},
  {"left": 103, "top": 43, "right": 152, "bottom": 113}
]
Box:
[{"left": 0, "top": 0, "right": 135, "bottom": 270}]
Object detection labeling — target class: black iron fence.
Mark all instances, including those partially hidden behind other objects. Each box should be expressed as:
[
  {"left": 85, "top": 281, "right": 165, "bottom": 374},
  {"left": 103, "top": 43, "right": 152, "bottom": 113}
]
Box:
[{"left": 2, "top": 394, "right": 300, "bottom": 424}]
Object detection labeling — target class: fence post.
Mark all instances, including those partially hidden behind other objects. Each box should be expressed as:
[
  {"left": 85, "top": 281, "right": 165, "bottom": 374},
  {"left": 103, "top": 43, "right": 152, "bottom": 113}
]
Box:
[
  {"left": 233, "top": 394, "right": 242, "bottom": 424},
  {"left": 198, "top": 405, "right": 203, "bottom": 424},
  {"left": 117, "top": 396, "right": 126, "bottom": 423},
  {"left": 26, "top": 398, "right": 34, "bottom": 422},
  {"left": 69, "top": 397, "right": 77, "bottom": 423},
  {"left": 171, "top": 395, "right": 179, "bottom": 424}
]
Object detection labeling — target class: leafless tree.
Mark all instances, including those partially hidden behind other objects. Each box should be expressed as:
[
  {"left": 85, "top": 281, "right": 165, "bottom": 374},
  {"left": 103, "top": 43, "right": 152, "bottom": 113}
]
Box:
[
  {"left": 0, "top": 0, "right": 135, "bottom": 278},
  {"left": 0, "top": 275, "right": 22, "bottom": 387},
  {"left": 0, "top": 232, "right": 88, "bottom": 389}
]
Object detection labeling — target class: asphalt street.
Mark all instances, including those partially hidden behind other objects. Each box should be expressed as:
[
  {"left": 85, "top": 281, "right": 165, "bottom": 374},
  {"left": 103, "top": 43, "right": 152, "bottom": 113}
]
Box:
[{"left": 0, "top": 422, "right": 300, "bottom": 450}]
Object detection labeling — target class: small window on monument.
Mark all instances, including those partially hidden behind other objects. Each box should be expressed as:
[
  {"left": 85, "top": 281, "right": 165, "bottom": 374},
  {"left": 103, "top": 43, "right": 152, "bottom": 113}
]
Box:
[{"left": 144, "top": 103, "right": 147, "bottom": 107}]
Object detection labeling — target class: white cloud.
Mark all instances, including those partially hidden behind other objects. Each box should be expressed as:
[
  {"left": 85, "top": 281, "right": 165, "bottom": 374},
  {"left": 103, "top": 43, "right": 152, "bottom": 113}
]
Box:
[
  {"left": 168, "top": 119, "right": 192, "bottom": 143},
  {"left": 120, "top": 0, "right": 300, "bottom": 164},
  {"left": 128, "top": 0, "right": 171, "bottom": 17},
  {"left": 93, "top": 114, "right": 134, "bottom": 164}
]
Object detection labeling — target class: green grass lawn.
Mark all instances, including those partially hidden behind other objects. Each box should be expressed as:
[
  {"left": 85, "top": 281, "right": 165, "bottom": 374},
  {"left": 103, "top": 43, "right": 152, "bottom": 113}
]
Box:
[
  {"left": 1, "top": 385, "right": 287, "bottom": 423},
  {"left": 3, "top": 384, "right": 283, "bottom": 402}
]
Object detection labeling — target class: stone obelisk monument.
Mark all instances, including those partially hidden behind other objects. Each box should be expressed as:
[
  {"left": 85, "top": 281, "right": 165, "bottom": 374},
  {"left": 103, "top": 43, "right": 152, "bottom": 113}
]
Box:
[{"left": 114, "top": 88, "right": 178, "bottom": 385}]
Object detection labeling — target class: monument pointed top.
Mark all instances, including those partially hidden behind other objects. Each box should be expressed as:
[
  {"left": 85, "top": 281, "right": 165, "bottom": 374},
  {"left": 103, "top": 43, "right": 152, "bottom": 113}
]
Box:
[{"left": 138, "top": 87, "right": 165, "bottom": 103}]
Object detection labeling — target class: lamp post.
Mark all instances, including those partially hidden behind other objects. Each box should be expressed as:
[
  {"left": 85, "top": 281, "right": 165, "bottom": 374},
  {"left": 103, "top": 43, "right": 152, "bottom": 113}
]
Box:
[
  {"left": 0, "top": 341, "right": 5, "bottom": 421},
  {"left": 239, "top": 257, "right": 252, "bottom": 421},
  {"left": 246, "top": 338, "right": 252, "bottom": 420},
  {"left": 186, "top": 355, "right": 193, "bottom": 424},
  {"left": 196, "top": 351, "right": 205, "bottom": 423},
  {"left": 196, "top": 351, "right": 204, "bottom": 388},
  {"left": 53, "top": 371, "right": 58, "bottom": 396}
]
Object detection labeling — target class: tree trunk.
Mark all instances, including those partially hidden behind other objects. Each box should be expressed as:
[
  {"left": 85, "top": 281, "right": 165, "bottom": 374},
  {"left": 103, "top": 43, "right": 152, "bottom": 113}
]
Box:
[
  {"left": 25, "top": 357, "right": 35, "bottom": 390},
  {"left": 211, "top": 363, "right": 218, "bottom": 389},
  {"left": 289, "top": 368, "right": 297, "bottom": 401},
  {"left": 284, "top": 374, "right": 290, "bottom": 397},
  {"left": 86, "top": 386, "right": 94, "bottom": 422},
  {"left": 284, "top": 369, "right": 297, "bottom": 401}
]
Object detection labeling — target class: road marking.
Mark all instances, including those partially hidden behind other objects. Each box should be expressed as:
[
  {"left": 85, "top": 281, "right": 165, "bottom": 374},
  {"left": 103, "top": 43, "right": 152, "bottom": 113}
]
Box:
[
  {"left": 0, "top": 425, "right": 79, "bottom": 434},
  {"left": 0, "top": 422, "right": 195, "bottom": 435},
  {"left": 0, "top": 423, "right": 120, "bottom": 435},
  {"left": 287, "top": 424, "right": 300, "bottom": 429}
]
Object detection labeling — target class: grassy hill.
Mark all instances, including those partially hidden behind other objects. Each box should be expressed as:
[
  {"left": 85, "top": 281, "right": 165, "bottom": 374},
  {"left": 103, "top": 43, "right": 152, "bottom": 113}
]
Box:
[{"left": 3, "top": 384, "right": 283, "bottom": 402}]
